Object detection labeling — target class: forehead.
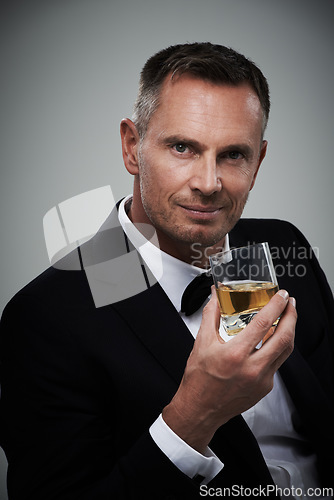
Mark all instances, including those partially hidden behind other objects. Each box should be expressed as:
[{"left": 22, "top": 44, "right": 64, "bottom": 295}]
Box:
[{"left": 146, "top": 75, "right": 264, "bottom": 141}]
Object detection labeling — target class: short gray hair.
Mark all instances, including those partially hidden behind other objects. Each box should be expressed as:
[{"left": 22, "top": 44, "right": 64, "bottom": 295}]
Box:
[{"left": 132, "top": 42, "right": 270, "bottom": 140}]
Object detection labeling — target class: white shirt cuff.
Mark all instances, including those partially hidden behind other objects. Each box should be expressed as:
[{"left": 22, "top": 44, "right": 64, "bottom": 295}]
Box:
[{"left": 149, "top": 414, "right": 224, "bottom": 485}]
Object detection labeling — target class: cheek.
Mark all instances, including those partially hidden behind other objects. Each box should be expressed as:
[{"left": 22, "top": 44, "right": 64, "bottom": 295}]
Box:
[
  {"left": 142, "top": 166, "right": 186, "bottom": 201},
  {"left": 224, "top": 176, "right": 251, "bottom": 201},
  {"left": 140, "top": 169, "right": 172, "bottom": 209},
  {"left": 223, "top": 164, "right": 257, "bottom": 194}
]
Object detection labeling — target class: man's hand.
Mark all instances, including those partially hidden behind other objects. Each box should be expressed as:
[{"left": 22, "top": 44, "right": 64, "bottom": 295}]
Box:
[{"left": 163, "top": 287, "right": 297, "bottom": 454}]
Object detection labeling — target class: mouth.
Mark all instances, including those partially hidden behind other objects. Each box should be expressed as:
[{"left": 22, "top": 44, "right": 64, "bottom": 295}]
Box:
[{"left": 179, "top": 204, "right": 223, "bottom": 220}]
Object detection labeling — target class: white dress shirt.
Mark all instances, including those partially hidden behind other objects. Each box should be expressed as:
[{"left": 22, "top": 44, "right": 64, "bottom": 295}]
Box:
[{"left": 118, "top": 195, "right": 326, "bottom": 498}]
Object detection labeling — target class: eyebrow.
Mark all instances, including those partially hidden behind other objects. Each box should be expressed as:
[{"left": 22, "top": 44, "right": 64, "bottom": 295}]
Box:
[
  {"left": 159, "top": 134, "right": 202, "bottom": 150},
  {"left": 159, "top": 134, "right": 254, "bottom": 158}
]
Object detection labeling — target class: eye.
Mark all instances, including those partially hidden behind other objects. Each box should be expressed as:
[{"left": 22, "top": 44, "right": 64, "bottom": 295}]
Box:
[
  {"left": 227, "top": 151, "right": 243, "bottom": 160},
  {"left": 173, "top": 143, "right": 189, "bottom": 154}
]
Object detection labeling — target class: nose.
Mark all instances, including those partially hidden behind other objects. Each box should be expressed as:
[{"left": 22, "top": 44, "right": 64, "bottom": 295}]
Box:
[{"left": 188, "top": 155, "right": 222, "bottom": 196}]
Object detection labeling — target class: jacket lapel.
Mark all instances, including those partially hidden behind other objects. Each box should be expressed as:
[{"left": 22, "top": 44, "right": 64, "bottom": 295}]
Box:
[
  {"left": 80, "top": 203, "right": 195, "bottom": 385},
  {"left": 112, "top": 283, "right": 195, "bottom": 386}
]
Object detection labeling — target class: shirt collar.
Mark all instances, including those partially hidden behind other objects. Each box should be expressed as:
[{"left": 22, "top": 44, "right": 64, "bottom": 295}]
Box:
[{"left": 118, "top": 195, "right": 229, "bottom": 313}]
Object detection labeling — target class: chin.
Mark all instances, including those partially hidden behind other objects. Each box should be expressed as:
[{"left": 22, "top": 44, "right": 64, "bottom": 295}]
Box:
[{"left": 174, "top": 225, "right": 227, "bottom": 248}]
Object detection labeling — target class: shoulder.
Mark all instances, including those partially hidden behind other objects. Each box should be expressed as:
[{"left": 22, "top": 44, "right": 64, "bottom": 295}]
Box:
[
  {"left": 1, "top": 265, "right": 94, "bottom": 330},
  {"left": 2, "top": 202, "right": 126, "bottom": 315},
  {"left": 233, "top": 217, "right": 302, "bottom": 235},
  {"left": 231, "top": 218, "right": 310, "bottom": 248}
]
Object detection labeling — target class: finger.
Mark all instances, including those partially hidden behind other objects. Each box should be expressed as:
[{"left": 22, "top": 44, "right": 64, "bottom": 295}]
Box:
[
  {"left": 197, "top": 286, "right": 222, "bottom": 343},
  {"left": 261, "top": 296, "right": 297, "bottom": 370},
  {"left": 234, "top": 290, "right": 290, "bottom": 352}
]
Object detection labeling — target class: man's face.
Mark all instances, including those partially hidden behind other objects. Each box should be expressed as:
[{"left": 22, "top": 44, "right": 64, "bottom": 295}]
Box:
[{"left": 126, "top": 75, "right": 267, "bottom": 263}]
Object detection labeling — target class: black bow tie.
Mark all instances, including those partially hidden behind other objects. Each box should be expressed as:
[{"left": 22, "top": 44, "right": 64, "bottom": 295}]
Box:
[{"left": 181, "top": 272, "right": 214, "bottom": 316}]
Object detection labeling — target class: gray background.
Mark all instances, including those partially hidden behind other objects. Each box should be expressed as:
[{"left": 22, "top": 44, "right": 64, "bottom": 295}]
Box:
[{"left": 1, "top": 0, "right": 333, "bottom": 497}]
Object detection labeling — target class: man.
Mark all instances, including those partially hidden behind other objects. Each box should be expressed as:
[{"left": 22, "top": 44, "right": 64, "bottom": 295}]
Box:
[{"left": 0, "top": 43, "right": 333, "bottom": 499}]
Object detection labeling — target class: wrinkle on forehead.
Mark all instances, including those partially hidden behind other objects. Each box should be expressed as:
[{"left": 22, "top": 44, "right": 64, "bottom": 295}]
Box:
[{"left": 146, "top": 76, "right": 264, "bottom": 148}]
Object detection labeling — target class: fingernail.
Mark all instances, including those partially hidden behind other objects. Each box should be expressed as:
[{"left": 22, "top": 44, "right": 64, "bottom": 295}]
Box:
[
  {"left": 289, "top": 297, "right": 296, "bottom": 308},
  {"left": 277, "top": 289, "right": 289, "bottom": 300}
]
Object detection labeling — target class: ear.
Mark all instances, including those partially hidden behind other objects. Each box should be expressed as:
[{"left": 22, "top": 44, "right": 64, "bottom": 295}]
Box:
[
  {"left": 249, "top": 140, "right": 267, "bottom": 191},
  {"left": 120, "top": 118, "right": 140, "bottom": 175}
]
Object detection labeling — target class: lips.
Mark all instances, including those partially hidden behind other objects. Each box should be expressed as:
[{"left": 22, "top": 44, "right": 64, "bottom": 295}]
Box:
[
  {"left": 179, "top": 204, "right": 223, "bottom": 220},
  {"left": 183, "top": 205, "right": 221, "bottom": 212}
]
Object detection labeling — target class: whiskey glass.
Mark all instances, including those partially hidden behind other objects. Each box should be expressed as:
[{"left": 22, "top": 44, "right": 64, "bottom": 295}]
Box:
[{"left": 209, "top": 242, "right": 278, "bottom": 336}]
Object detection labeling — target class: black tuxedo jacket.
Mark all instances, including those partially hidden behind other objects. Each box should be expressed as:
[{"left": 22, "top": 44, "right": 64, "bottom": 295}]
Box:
[{"left": 0, "top": 205, "right": 333, "bottom": 499}]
